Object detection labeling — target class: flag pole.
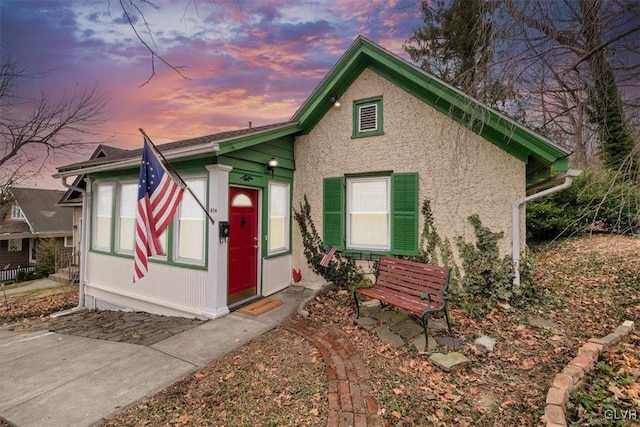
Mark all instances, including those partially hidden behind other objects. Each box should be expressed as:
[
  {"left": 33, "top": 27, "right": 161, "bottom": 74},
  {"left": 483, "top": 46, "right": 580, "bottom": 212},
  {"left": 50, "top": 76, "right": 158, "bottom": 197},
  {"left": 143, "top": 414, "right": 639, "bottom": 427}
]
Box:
[{"left": 138, "top": 128, "right": 215, "bottom": 225}]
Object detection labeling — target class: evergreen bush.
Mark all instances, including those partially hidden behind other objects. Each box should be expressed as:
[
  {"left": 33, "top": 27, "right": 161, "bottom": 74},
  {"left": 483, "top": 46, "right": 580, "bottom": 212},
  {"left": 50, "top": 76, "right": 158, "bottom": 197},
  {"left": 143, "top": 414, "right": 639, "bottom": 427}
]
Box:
[
  {"left": 35, "top": 239, "right": 58, "bottom": 278},
  {"left": 527, "top": 169, "right": 640, "bottom": 241}
]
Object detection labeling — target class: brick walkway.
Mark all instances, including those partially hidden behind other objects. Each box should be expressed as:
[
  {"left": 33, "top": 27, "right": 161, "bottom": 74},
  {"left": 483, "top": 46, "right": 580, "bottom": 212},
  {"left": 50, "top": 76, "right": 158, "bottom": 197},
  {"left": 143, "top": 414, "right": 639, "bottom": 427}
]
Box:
[{"left": 284, "top": 318, "right": 384, "bottom": 427}]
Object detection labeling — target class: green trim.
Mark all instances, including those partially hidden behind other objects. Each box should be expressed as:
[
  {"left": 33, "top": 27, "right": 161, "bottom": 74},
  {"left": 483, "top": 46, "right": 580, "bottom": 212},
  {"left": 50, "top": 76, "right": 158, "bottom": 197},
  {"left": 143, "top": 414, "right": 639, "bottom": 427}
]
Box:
[
  {"left": 343, "top": 249, "right": 391, "bottom": 258},
  {"left": 390, "top": 173, "right": 419, "bottom": 255},
  {"left": 265, "top": 180, "right": 292, "bottom": 258},
  {"left": 291, "top": 36, "right": 571, "bottom": 177},
  {"left": 87, "top": 174, "right": 209, "bottom": 271},
  {"left": 89, "top": 250, "right": 207, "bottom": 271},
  {"left": 90, "top": 181, "right": 116, "bottom": 253},
  {"left": 323, "top": 177, "right": 345, "bottom": 251},
  {"left": 264, "top": 251, "right": 292, "bottom": 260},
  {"left": 217, "top": 124, "right": 299, "bottom": 155},
  {"left": 352, "top": 97, "right": 384, "bottom": 138},
  {"left": 344, "top": 170, "right": 393, "bottom": 178}
]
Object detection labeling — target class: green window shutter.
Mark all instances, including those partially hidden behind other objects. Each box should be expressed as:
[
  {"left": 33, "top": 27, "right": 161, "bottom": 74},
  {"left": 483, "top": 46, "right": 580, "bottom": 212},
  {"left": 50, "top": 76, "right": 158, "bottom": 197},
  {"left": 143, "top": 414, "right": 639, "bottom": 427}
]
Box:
[
  {"left": 391, "top": 173, "right": 418, "bottom": 255},
  {"left": 323, "top": 177, "right": 345, "bottom": 250}
]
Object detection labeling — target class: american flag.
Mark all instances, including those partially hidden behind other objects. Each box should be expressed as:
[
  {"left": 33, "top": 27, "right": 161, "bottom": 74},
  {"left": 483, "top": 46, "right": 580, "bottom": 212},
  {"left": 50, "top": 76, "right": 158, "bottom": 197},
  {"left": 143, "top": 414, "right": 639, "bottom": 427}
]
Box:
[
  {"left": 320, "top": 245, "right": 337, "bottom": 267},
  {"left": 133, "top": 138, "right": 185, "bottom": 283}
]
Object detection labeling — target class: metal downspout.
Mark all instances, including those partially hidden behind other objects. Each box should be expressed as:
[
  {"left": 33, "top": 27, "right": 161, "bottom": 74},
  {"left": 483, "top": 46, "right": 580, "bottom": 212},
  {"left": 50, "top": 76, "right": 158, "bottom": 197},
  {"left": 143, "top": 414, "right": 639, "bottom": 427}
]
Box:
[
  {"left": 51, "top": 176, "right": 89, "bottom": 317},
  {"left": 512, "top": 169, "right": 582, "bottom": 285}
]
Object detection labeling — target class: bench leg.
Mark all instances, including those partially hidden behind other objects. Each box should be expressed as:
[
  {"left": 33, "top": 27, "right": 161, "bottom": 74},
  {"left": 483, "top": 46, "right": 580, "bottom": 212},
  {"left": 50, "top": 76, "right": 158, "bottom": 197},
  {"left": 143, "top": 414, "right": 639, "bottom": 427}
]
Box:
[
  {"left": 444, "top": 307, "right": 453, "bottom": 337},
  {"left": 353, "top": 292, "right": 361, "bottom": 318},
  {"left": 420, "top": 313, "right": 429, "bottom": 351}
]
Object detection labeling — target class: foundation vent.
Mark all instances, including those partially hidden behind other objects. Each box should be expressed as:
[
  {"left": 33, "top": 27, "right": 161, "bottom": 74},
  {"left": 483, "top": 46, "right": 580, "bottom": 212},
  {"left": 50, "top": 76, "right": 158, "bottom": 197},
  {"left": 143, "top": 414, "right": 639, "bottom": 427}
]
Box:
[{"left": 94, "top": 298, "right": 129, "bottom": 311}]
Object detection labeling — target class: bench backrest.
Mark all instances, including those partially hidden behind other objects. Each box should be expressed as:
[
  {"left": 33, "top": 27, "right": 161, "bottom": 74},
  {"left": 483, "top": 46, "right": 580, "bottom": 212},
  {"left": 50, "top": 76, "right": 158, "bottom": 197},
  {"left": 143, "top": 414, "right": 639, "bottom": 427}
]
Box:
[{"left": 376, "top": 256, "right": 449, "bottom": 305}]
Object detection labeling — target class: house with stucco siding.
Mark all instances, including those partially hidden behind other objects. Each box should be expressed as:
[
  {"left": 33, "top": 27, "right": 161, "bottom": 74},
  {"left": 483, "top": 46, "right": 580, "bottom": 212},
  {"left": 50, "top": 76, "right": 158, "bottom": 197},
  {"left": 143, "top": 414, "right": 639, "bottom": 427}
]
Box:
[{"left": 54, "top": 36, "right": 571, "bottom": 318}]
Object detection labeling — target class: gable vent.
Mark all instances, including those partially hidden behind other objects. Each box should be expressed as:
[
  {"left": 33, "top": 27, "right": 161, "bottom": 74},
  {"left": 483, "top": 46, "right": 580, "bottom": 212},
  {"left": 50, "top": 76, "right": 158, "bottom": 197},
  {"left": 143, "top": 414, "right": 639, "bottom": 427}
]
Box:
[{"left": 358, "top": 104, "right": 378, "bottom": 132}]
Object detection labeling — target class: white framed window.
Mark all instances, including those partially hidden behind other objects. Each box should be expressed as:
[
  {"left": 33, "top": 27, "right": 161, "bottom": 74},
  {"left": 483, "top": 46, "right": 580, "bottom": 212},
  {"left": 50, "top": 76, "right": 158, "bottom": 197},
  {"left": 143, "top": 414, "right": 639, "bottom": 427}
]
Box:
[
  {"left": 11, "top": 204, "right": 24, "bottom": 219},
  {"left": 174, "top": 177, "right": 206, "bottom": 263},
  {"left": 116, "top": 182, "right": 137, "bottom": 253},
  {"left": 93, "top": 183, "right": 113, "bottom": 251},
  {"left": 64, "top": 235, "right": 73, "bottom": 247},
  {"left": 346, "top": 176, "right": 390, "bottom": 251},
  {"left": 8, "top": 238, "right": 22, "bottom": 252},
  {"left": 268, "top": 182, "right": 290, "bottom": 254},
  {"left": 29, "top": 239, "right": 37, "bottom": 263}
]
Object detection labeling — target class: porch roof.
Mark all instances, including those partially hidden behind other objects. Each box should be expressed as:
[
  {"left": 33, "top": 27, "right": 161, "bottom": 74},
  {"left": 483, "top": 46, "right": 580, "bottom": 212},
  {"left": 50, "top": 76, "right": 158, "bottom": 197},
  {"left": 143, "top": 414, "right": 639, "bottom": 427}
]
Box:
[{"left": 55, "top": 122, "right": 299, "bottom": 177}]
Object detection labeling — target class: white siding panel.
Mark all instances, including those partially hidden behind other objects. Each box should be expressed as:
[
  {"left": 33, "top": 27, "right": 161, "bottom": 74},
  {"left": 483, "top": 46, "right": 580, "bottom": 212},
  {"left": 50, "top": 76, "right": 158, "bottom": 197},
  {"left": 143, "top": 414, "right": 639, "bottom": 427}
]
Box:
[
  {"left": 87, "top": 252, "right": 207, "bottom": 314},
  {"left": 262, "top": 255, "right": 291, "bottom": 296}
]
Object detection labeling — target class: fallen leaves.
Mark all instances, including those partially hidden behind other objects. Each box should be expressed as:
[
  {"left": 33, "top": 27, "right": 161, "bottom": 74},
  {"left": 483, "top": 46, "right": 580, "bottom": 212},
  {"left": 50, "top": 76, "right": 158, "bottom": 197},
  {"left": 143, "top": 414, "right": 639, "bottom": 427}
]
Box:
[
  {"left": 0, "top": 285, "right": 77, "bottom": 329},
  {"left": 91, "top": 234, "right": 640, "bottom": 427}
]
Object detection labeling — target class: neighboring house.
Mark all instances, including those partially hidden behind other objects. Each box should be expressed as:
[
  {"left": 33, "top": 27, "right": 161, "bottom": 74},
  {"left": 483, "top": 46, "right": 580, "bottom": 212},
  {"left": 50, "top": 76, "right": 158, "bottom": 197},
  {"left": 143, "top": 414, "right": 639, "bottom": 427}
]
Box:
[
  {"left": 54, "top": 36, "right": 572, "bottom": 319},
  {"left": 58, "top": 144, "right": 129, "bottom": 266},
  {"left": 0, "top": 187, "right": 73, "bottom": 269}
]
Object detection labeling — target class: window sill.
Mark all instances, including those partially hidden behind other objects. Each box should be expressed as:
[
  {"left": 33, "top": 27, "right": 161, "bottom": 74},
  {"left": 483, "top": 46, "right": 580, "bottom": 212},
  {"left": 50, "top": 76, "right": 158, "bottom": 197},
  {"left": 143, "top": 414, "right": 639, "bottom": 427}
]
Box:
[
  {"left": 265, "top": 249, "right": 292, "bottom": 259},
  {"left": 89, "top": 249, "right": 206, "bottom": 270},
  {"left": 351, "top": 131, "right": 385, "bottom": 139}
]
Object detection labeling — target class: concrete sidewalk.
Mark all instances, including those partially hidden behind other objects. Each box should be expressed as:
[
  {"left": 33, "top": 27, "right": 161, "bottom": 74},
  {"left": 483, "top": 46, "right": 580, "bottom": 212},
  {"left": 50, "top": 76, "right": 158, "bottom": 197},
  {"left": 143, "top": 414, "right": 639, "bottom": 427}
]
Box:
[{"left": 0, "top": 286, "right": 314, "bottom": 427}]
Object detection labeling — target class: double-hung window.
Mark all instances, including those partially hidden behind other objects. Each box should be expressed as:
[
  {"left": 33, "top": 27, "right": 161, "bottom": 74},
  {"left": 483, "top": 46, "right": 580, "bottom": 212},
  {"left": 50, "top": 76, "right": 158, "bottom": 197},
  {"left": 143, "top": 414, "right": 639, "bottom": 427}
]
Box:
[
  {"left": 92, "top": 176, "right": 206, "bottom": 267},
  {"left": 11, "top": 204, "right": 24, "bottom": 219},
  {"left": 116, "top": 182, "right": 137, "bottom": 253},
  {"left": 347, "top": 177, "right": 390, "bottom": 251},
  {"left": 323, "top": 173, "right": 418, "bottom": 255},
  {"left": 268, "top": 182, "right": 290, "bottom": 255},
  {"left": 93, "top": 183, "right": 113, "bottom": 251},
  {"left": 175, "top": 177, "right": 206, "bottom": 264}
]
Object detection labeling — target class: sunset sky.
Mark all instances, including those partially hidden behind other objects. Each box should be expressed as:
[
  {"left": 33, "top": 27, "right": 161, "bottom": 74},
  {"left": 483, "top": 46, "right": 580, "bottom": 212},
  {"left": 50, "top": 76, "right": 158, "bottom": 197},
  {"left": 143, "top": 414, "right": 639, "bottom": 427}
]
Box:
[{"left": 1, "top": 0, "right": 424, "bottom": 187}]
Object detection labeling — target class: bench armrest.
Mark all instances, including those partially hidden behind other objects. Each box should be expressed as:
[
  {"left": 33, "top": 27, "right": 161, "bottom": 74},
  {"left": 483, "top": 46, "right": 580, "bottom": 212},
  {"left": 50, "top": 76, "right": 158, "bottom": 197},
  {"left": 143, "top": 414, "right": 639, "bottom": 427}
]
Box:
[{"left": 419, "top": 291, "right": 449, "bottom": 302}]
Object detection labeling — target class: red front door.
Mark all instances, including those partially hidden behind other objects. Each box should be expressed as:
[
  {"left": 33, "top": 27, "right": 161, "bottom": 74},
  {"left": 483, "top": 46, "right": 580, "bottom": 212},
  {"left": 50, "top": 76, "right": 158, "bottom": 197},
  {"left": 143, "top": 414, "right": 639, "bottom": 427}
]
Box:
[{"left": 228, "top": 187, "right": 259, "bottom": 305}]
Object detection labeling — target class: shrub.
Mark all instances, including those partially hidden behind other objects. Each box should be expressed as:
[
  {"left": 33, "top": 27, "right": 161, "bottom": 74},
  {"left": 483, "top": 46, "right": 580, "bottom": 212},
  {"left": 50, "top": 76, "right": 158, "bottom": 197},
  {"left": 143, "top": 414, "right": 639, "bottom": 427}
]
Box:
[
  {"left": 407, "top": 199, "right": 461, "bottom": 290},
  {"left": 294, "top": 196, "right": 364, "bottom": 288},
  {"left": 14, "top": 270, "right": 29, "bottom": 283},
  {"left": 35, "top": 239, "right": 59, "bottom": 278},
  {"left": 456, "top": 215, "right": 536, "bottom": 313},
  {"left": 527, "top": 169, "right": 640, "bottom": 242}
]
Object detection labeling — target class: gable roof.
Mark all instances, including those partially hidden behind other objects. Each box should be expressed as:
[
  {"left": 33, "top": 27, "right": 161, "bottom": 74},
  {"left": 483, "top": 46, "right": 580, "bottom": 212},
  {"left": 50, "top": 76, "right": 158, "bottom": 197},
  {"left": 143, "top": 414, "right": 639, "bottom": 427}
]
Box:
[
  {"left": 291, "top": 36, "right": 571, "bottom": 183},
  {"left": 1, "top": 188, "right": 72, "bottom": 236},
  {"left": 58, "top": 144, "right": 131, "bottom": 205},
  {"left": 55, "top": 37, "right": 571, "bottom": 186}
]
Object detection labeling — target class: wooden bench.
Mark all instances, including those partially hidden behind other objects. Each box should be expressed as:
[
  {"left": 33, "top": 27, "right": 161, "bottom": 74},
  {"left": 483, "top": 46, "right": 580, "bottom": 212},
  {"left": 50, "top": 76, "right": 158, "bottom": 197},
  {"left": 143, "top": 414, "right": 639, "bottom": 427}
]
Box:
[{"left": 353, "top": 256, "right": 452, "bottom": 347}]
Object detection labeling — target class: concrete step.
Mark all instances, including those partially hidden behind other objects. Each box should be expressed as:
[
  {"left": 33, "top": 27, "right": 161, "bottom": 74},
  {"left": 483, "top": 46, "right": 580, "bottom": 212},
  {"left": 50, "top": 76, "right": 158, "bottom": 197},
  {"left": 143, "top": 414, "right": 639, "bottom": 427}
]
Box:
[{"left": 49, "top": 269, "right": 79, "bottom": 284}]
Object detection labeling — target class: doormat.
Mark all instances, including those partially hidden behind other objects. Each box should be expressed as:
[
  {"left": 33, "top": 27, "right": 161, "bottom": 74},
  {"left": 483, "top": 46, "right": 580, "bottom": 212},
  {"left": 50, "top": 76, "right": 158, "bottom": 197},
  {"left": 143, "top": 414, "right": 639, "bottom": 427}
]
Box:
[{"left": 237, "top": 298, "right": 283, "bottom": 316}]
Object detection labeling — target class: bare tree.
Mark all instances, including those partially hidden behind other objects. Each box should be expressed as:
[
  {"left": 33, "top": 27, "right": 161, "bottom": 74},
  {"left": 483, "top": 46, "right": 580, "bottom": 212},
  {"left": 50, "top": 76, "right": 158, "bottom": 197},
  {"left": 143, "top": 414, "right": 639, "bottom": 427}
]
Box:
[
  {"left": 0, "top": 59, "right": 108, "bottom": 202},
  {"left": 114, "top": 0, "right": 196, "bottom": 86},
  {"left": 501, "top": 0, "right": 640, "bottom": 172}
]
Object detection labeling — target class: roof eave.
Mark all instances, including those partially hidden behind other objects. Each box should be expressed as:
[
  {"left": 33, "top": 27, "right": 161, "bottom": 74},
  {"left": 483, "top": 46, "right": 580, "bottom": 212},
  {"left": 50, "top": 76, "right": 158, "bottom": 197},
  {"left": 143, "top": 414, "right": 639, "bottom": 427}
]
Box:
[{"left": 55, "top": 122, "right": 301, "bottom": 177}]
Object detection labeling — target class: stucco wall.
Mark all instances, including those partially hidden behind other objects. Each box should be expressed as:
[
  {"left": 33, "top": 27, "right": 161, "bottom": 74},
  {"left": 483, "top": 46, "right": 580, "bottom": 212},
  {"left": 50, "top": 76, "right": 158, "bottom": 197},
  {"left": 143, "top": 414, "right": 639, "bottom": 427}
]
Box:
[{"left": 292, "top": 68, "right": 525, "bottom": 283}]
